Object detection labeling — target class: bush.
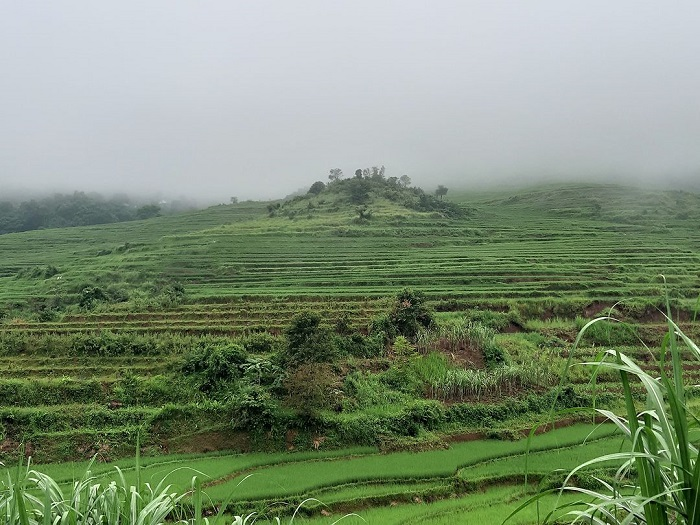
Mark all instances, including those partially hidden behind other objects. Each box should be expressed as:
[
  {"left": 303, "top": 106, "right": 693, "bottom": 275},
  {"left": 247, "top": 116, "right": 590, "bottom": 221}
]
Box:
[
  {"left": 112, "top": 373, "right": 193, "bottom": 406},
  {"left": 180, "top": 343, "right": 248, "bottom": 393},
  {"left": 334, "top": 332, "right": 385, "bottom": 358},
  {"left": 230, "top": 384, "right": 279, "bottom": 431},
  {"left": 482, "top": 340, "right": 508, "bottom": 368},
  {"left": 283, "top": 363, "right": 341, "bottom": 416},
  {"left": 343, "top": 371, "right": 413, "bottom": 410},
  {"left": 389, "top": 289, "right": 435, "bottom": 341},
  {"left": 78, "top": 286, "right": 108, "bottom": 309},
  {"left": 574, "top": 316, "right": 639, "bottom": 345},
  {"left": 283, "top": 311, "right": 337, "bottom": 365},
  {"left": 369, "top": 313, "right": 396, "bottom": 346},
  {"left": 241, "top": 332, "right": 282, "bottom": 354}
]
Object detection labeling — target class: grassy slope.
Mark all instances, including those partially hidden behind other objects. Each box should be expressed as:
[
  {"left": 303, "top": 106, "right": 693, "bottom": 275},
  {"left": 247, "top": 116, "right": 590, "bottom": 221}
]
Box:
[
  {"left": 1, "top": 182, "right": 699, "bottom": 311},
  {"left": 1, "top": 182, "right": 699, "bottom": 522}
]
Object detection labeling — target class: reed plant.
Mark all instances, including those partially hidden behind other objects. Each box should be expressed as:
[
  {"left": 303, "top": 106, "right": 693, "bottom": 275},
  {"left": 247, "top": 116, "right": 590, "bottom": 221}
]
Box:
[
  {"left": 0, "top": 449, "right": 352, "bottom": 525},
  {"left": 0, "top": 456, "right": 189, "bottom": 525},
  {"left": 509, "top": 304, "right": 700, "bottom": 524},
  {"left": 429, "top": 363, "right": 554, "bottom": 401}
]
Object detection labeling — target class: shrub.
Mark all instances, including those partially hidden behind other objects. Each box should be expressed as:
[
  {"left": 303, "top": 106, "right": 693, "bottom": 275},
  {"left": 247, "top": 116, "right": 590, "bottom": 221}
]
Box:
[
  {"left": 283, "top": 363, "right": 341, "bottom": 417},
  {"left": 389, "top": 289, "right": 435, "bottom": 341},
  {"left": 180, "top": 343, "right": 248, "bottom": 393},
  {"left": 241, "top": 332, "right": 283, "bottom": 354},
  {"left": 284, "top": 311, "right": 337, "bottom": 365},
  {"left": 574, "top": 316, "right": 639, "bottom": 345},
  {"left": 369, "top": 313, "right": 396, "bottom": 346},
  {"left": 78, "top": 286, "right": 108, "bottom": 309},
  {"left": 392, "top": 335, "right": 417, "bottom": 359},
  {"left": 230, "top": 384, "right": 279, "bottom": 431},
  {"left": 343, "top": 371, "right": 413, "bottom": 410}
]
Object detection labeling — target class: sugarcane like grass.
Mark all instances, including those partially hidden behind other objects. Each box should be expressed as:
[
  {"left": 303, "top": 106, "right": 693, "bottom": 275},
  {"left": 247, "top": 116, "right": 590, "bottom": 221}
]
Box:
[
  {"left": 0, "top": 442, "right": 260, "bottom": 525},
  {"left": 0, "top": 444, "right": 354, "bottom": 525},
  {"left": 508, "top": 304, "right": 700, "bottom": 525}
]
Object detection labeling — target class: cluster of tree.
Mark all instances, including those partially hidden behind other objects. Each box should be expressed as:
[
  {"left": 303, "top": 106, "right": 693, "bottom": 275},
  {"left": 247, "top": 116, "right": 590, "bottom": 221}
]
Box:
[
  {"left": 304, "top": 167, "right": 466, "bottom": 218},
  {"left": 0, "top": 192, "right": 194, "bottom": 235},
  {"left": 176, "top": 289, "right": 436, "bottom": 427}
]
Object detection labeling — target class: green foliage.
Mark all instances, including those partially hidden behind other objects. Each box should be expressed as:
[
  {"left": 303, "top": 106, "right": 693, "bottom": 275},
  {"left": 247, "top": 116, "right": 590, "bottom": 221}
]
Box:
[
  {"left": 230, "top": 383, "right": 279, "bottom": 432},
  {"left": 343, "top": 372, "right": 414, "bottom": 410},
  {"left": 437, "top": 318, "right": 509, "bottom": 367},
  {"left": 516, "top": 315, "right": 700, "bottom": 525},
  {"left": 284, "top": 311, "right": 337, "bottom": 365},
  {"left": 283, "top": 363, "right": 341, "bottom": 416},
  {"left": 112, "top": 373, "right": 192, "bottom": 406},
  {"left": 392, "top": 335, "right": 417, "bottom": 359},
  {"left": 0, "top": 191, "right": 174, "bottom": 235},
  {"left": 0, "top": 331, "right": 189, "bottom": 357},
  {"left": 347, "top": 177, "right": 372, "bottom": 204},
  {"left": 435, "top": 185, "right": 448, "bottom": 199},
  {"left": 389, "top": 289, "right": 434, "bottom": 341},
  {"left": 240, "top": 332, "right": 283, "bottom": 354},
  {"left": 574, "top": 316, "right": 639, "bottom": 345},
  {"left": 482, "top": 340, "right": 508, "bottom": 367},
  {"left": 334, "top": 332, "right": 385, "bottom": 358},
  {"left": 0, "top": 378, "right": 106, "bottom": 407},
  {"left": 0, "top": 455, "right": 264, "bottom": 525},
  {"left": 241, "top": 356, "right": 282, "bottom": 387},
  {"left": 369, "top": 313, "right": 396, "bottom": 346},
  {"left": 308, "top": 181, "right": 326, "bottom": 195},
  {"left": 354, "top": 205, "right": 373, "bottom": 223},
  {"left": 180, "top": 342, "right": 248, "bottom": 393},
  {"left": 14, "top": 265, "right": 60, "bottom": 280},
  {"left": 146, "top": 279, "right": 186, "bottom": 307},
  {"left": 135, "top": 203, "right": 161, "bottom": 220},
  {"left": 378, "top": 364, "right": 424, "bottom": 397},
  {"left": 465, "top": 309, "right": 512, "bottom": 331}
]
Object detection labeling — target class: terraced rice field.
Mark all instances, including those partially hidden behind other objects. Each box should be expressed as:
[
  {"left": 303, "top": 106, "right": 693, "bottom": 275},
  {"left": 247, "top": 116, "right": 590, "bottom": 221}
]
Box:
[
  {"left": 1, "top": 183, "right": 699, "bottom": 522},
  {"left": 3, "top": 424, "right": 625, "bottom": 522}
]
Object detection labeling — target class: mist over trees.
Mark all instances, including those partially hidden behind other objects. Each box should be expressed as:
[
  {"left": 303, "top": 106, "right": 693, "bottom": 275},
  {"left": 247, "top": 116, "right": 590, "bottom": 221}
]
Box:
[{"left": 0, "top": 192, "right": 197, "bottom": 235}]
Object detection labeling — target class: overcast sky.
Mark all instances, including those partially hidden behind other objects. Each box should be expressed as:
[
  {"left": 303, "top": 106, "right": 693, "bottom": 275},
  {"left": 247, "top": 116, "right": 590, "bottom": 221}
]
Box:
[{"left": 2, "top": 1, "right": 700, "bottom": 201}]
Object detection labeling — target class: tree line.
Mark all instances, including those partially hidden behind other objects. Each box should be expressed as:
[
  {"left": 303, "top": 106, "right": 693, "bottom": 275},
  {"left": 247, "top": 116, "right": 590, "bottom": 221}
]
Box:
[{"left": 0, "top": 192, "right": 192, "bottom": 235}]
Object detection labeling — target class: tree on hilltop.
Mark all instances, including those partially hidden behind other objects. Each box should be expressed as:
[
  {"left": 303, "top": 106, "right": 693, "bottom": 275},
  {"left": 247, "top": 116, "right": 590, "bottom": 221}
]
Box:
[
  {"left": 348, "top": 177, "right": 371, "bottom": 204},
  {"left": 328, "top": 168, "right": 343, "bottom": 182},
  {"left": 435, "top": 185, "right": 448, "bottom": 200},
  {"left": 308, "top": 181, "right": 326, "bottom": 195},
  {"left": 370, "top": 166, "right": 386, "bottom": 182}
]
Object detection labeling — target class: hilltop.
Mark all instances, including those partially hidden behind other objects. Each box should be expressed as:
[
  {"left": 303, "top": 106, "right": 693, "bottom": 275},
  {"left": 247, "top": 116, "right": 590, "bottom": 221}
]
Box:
[{"left": 268, "top": 168, "right": 468, "bottom": 223}]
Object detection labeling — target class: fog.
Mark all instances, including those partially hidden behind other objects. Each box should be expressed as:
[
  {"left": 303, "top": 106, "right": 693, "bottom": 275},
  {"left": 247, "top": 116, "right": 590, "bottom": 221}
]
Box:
[{"left": 2, "top": 2, "right": 700, "bottom": 201}]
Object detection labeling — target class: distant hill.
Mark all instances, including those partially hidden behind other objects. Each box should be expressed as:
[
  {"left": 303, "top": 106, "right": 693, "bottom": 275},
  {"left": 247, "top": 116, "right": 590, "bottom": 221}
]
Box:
[{"left": 458, "top": 183, "right": 700, "bottom": 224}]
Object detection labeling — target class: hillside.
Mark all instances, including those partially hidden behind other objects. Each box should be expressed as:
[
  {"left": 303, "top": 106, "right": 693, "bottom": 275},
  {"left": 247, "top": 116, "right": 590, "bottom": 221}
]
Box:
[
  {"left": 1, "top": 181, "right": 698, "bottom": 322},
  {"left": 1, "top": 181, "right": 699, "bottom": 465}
]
